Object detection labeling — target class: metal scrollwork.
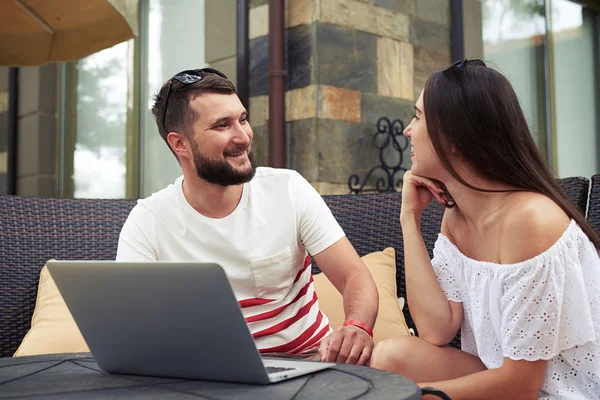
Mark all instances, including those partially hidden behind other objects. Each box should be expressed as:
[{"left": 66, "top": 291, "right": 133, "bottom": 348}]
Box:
[{"left": 348, "top": 117, "right": 410, "bottom": 194}]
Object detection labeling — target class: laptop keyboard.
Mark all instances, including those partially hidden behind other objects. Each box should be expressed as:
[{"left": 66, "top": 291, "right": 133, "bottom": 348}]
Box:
[{"left": 266, "top": 366, "right": 296, "bottom": 374}]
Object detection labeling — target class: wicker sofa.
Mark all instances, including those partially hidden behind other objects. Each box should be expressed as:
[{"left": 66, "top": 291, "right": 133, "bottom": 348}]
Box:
[{"left": 1, "top": 175, "right": 599, "bottom": 358}]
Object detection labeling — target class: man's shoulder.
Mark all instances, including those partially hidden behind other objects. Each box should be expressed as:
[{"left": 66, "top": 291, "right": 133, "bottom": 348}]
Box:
[
  {"left": 252, "top": 167, "right": 301, "bottom": 180},
  {"left": 249, "top": 167, "right": 305, "bottom": 190},
  {"left": 132, "top": 176, "right": 182, "bottom": 217}
]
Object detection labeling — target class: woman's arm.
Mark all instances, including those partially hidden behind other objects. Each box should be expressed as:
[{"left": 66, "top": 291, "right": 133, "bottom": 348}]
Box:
[
  {"left": 402, "top": 211, "right": 463, "bottom": 345},
  {"left": 420, "top": 358, "right": 548, "bottom": 400},
  {"left": 400, "top": 171, "right": 463, "bottom": 345}
]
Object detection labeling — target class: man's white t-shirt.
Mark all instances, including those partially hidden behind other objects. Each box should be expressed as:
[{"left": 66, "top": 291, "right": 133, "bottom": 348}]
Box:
[{"left": 116, "top": 167, "right": 345, "bottom": 354}]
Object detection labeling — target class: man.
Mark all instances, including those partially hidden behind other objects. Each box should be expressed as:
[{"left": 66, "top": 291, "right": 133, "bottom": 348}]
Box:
[{"left": 116, "top": 68, "right": 378, "bottom": 365}]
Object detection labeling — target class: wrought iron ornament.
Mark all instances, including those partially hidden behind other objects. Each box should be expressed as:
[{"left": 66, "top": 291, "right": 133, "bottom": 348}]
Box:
[{"left": 348, "top": 116, "right": 410, "bottom": 193}]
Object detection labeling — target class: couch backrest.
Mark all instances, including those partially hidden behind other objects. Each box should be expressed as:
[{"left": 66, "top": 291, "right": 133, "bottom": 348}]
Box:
[
  {"left": 588, "top": 174, "right": 600, "bottom": 236},
  {"left": 324, "top": 176, "right": 590, "bottom": 348},
  {"left": 0, "top": 175, "right": 592, "bottom": 357},
  {"left": 320, "top": 192, "right": 444, "bottom": 332},
  {"left": 0, "top": 196, "right": 137, "bottom": 268},
  {"left": 0, "top": 196, "right": 137, "bottom": 357}
]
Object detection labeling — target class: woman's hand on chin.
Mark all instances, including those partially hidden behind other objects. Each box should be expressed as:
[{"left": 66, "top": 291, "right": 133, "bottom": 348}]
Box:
[{"left": 400, "top": 171, "right": 447, "bottom": 222}]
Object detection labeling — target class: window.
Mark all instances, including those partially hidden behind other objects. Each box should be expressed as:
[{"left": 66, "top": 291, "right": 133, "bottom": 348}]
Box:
[
  {"left": 551, "top": 0, "right": 599, "bottom": 178},
  {"left": 139, "top": 0, "right": 207, "bottom": 197},
  {"left": 482, "top": 0, "right": 548, "bottom": 151},
  {"left": 61, "top": 41, "right": 133, "bottom": 198},
  {"left": 59, "top": 0, "right": 208, "bottom": 199},
  {"left": 482, "top": 0, "right": 600, "bottom": 177}
]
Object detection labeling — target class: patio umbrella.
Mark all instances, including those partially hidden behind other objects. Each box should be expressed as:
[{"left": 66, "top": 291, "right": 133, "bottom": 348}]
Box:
[{"left": 0, "top": 0, "right": 138, "bottom": 66}]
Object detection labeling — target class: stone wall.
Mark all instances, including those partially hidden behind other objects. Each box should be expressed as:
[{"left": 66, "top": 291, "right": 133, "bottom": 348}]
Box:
[
  {"left": 248, "top": 0, "right": 451, "bottom": 194},
  {"left": 16, "top": 65, "right": 59, "bottom": 197},
  {"left": 205, "top": 0, "right": 237, "bottom": 87},
  {"left": 0, "top": 66, "right": 58, "bottom": 197}
]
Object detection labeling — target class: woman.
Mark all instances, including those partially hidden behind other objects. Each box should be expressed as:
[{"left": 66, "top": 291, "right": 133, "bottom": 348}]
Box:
[{"left": 369, "top": 59, "right": 600, "bottom": 399}]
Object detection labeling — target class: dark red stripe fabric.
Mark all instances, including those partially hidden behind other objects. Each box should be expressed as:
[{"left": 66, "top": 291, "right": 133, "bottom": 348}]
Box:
[
  {"left": 294, "top": 255, "right": 312, "bottom": 283},
  {"left": 252, "top": 292, "right": 318, "bottom": 339},
  {"left": 290, "top": 324, "right": 330, "bottom": 354},
  {"left": 239, "top": 298, "right": 275, "bottom": 308},
  {"left": 258, "top": 309, "right": 325, "bottom": 353},
  {"left": 245, "top": 280, "right": 312, "bottom": 323}
]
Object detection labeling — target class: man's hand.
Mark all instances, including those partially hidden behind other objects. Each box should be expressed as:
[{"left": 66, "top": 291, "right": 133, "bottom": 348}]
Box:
[{"left": 318, "top": 325, "right": 374, "bottom": 365}]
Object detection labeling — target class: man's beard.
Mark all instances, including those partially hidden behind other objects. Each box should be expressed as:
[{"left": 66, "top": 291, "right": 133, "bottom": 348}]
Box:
[{"left": 191, "top": 141, "right": 257, "bottom": 186}]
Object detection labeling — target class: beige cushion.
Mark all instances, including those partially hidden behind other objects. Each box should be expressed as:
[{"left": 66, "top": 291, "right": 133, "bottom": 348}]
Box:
[
  {"left": 15, "top": 249, "right": 409, "bottom": 356},
  {"left": 313, "top": 247, "right": 409, "bottom": 344},
  {"left": 13, "top": 262, "right": 89, "bottom": 357}
]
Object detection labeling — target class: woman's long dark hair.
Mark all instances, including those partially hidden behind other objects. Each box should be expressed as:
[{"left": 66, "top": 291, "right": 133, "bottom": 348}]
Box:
[{"left": 423, "top": 59, "right": 600, "bottom": 249}]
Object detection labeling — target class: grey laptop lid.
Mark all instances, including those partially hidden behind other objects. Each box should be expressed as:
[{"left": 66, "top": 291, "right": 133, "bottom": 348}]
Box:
[{"left": 46, "top": 261, "right": 308, "bottom": 384}]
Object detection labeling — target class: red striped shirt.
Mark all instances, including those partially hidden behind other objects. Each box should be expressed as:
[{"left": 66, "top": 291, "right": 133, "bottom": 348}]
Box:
[{"left": 239, "top": 255, "right": 331, "bottom": 354}]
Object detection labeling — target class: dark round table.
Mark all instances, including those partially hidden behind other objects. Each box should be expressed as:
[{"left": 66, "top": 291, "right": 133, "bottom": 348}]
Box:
[{"left": 0, "top": 353, "right": 421, "bottom": 399}]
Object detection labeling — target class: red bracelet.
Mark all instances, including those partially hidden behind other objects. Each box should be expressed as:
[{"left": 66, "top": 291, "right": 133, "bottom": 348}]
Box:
[{"left": 343, "top": 319, "right": 373, "bottom": 338}]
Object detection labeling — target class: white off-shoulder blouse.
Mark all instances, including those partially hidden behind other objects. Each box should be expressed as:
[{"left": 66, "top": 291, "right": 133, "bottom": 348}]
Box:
[{"left": 432, "top": 220, "right": 600, "bottom": 399}]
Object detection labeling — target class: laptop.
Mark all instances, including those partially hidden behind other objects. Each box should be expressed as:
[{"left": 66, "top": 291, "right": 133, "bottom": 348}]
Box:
[{"left": 46, "top": 260, "right": 335, "bottom": 384}]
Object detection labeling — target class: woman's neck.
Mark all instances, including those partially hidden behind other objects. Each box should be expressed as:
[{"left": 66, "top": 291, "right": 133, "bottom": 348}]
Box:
[{"left": 442, "top": 173, "right": 520, "bottom": 228}]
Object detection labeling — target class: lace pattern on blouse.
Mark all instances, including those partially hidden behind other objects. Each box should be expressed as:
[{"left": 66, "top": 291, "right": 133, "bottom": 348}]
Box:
[{"left": 431, "top": 220, "right": 600, "bottom": 399}]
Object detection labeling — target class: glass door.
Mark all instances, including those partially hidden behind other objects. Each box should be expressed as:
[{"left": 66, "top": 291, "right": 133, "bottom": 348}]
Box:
[{"left": 551, "top": 0, "right": 599, "bottom": 178}]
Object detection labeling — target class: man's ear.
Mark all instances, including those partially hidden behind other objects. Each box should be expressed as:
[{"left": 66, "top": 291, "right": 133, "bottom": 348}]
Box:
[{"left": 167, "top": 132, "right": 191, "bottom": 160}]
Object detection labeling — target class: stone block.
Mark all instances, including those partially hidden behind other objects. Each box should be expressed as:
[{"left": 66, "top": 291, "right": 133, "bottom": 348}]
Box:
[
  {"left": 410, "top": 17, "right": 450, "bottom": 52},
  {"left": 413, "top": 45, "right": 451, "bottom": 98},
  {"left": 360, "top": 93, "right": 414, "bottom": 178},
  {"left": 0, "top": 90, "right": 8, "bottom": 112},
  {"left": 288, "top": 118, "right": 319, "bottom": 181},
  {"left": 320, "top": 0, "right": 409, "bottom": 41},
  {"left": 0, "top": 151, "right": 6, "bottom": 174},
  {"left": 316, "top": 23, "right": 378, "bottom": 93},
  {"left": 0, "top": 67, "right": 8, "bottom": 91},
  {"left": 377, "top": 38, "right": 414, "bottom": 100},
  {"left": 250, "top": 0, "right": 268, "bottom": 7},
  {"left": 316, "top": 119, "right": 382, "bottom": 183},
  {"left": 205, "top": 0, "right": 236, "bottom": 63},
  {"left": 320, "top": 85, "right": 361, "bottom": 123},
  {"left": 18, "top": 65, "right": 57, "bottom": 117},
  {"left": 361, "top": 92, "right": 414, "bottom": 180},
  {"left": 17, "top": 175, "right": 57, "bottom": 197},
  {"left": 374, "top": 0, "right": 397, "bottom": 11},
  {"left": 0, "top": 173, "right": 6, "bottom": 194},
  {"left": 377, "top": 0, "right": 417, "bottom": 14},
  {"left": 210, "top": 56, "right": 237, "bottom": 88},
  {"left": 250, "top": 4, "right": 269, "bottom": 39},
  {"left": 0, "top": 112, "right": 6, "bottom": 151},
  {"left": 287, "top": 85, "right": 318, "bottom": 121},
  {"left": 362, "top": 92, "right": 415, "bottom": 127},
  {"left": 249, "top": 95, "right": 268, "bottom": 127},
  {"left": 250, "top": 24, "right": 312, "bottom": 97},
  {"left": 249, "top": 35, "right": 269, "bottom": 97},
  {"left": 17, "top": 113, "right": 57, "bottom": 178},
  {"left": 288, "top": 0, "right": 318, "bottom": 28},
  {"left": 287, "top": 24, "right": 312, "bottom": 90},
  {"left": 251, "top": 124, "right": 269, "bottom": 167},
  {"left": 416, "top": 0, "right": 450, "bottom": 26}
]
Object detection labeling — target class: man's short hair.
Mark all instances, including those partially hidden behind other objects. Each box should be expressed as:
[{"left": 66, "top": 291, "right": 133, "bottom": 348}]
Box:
[{"left": 151, "top": 73, "right": 236, "bottom": 153}]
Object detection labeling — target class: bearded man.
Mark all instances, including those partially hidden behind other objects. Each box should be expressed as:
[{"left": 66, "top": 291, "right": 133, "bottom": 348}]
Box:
[{"left": 116, "top": 68, "right": 378, "bottom": 365}]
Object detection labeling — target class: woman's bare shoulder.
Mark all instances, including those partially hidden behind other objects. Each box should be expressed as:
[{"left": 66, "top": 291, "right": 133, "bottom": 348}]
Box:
[{"left": 499, "top": 192, "right": 571, "bottom": 264}]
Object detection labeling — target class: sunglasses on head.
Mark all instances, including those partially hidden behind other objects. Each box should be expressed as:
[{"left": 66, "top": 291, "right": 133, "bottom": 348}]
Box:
[
  {"left": 441, "top": 59, "right": 487, "bottom": 109},
  {"left": 443, "top": 58, "right": 487, "bottom": 73},
  {"left": 162, "top": 68, "right": 228, "bottom": 134}
]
